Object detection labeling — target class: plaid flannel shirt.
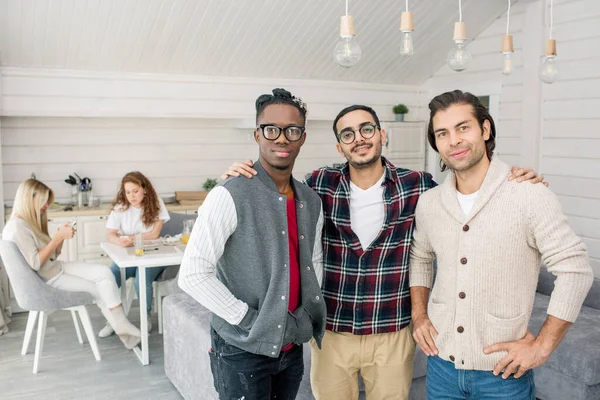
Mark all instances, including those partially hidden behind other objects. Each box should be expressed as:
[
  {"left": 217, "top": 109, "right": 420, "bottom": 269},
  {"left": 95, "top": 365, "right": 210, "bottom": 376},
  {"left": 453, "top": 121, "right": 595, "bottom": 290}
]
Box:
[{"left": 305, "top": 157, "right": 436, "bottom": 335}]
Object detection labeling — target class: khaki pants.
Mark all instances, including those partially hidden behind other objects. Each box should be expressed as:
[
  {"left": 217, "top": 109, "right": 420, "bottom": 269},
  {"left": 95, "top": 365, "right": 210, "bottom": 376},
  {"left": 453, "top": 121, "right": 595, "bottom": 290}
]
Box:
[{"left": 310, "top": 326, "right": 415, "bottom": 400}]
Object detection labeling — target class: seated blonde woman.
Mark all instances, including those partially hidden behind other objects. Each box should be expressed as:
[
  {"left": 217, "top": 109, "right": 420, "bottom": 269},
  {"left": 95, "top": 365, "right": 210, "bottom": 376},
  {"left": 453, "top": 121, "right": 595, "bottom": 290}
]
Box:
[{"left": 2, "top": 179, "right": 141, "bottom": 349}]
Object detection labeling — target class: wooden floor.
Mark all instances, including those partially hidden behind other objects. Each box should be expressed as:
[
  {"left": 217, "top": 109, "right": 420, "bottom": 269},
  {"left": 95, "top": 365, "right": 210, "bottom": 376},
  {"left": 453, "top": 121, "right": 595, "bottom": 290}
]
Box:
[{"left": 0, "top": 303, "right": 182, "bottom": 399}]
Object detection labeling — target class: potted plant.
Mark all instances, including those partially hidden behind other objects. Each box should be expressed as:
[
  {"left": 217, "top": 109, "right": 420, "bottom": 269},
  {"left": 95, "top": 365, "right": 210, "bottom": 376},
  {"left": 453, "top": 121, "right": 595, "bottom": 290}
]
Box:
[
  {"left": 392, "top": 104, "right": 409, "bottom": 122},
  {"left": 202, "top": 178, "right": 218, "bottom": 191}
]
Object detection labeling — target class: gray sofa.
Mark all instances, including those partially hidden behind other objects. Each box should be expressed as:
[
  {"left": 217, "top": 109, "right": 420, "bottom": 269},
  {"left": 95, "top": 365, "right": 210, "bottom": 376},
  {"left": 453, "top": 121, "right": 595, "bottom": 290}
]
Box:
[
  {"left": 163, "top": 268, "right": 599, "bottom": 400},
  {"left": 163, "top": 291, "right": 427, "bottom": 400},
  {"left": 528, "top": 268, "right": 600, "bottom": 399}
]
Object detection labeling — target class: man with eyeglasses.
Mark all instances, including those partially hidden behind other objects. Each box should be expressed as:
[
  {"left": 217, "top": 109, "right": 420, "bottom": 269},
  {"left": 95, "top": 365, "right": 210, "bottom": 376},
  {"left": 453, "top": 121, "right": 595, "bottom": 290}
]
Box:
[
  {"left": 179, "top": 88, "right": 326, "bottom": 400},
  {"left": 223, "top": 104, "right": 544, "bottom": 400}
]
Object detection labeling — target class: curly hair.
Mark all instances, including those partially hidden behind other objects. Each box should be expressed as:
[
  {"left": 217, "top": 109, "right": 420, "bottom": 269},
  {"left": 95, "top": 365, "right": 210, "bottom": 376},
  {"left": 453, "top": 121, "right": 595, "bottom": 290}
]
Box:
[
  {"left": 255, "top": 88, "right": 307, "bottom": 124},
  {"left": 112, "top": 171, "right": 160, "bottom": 228}
]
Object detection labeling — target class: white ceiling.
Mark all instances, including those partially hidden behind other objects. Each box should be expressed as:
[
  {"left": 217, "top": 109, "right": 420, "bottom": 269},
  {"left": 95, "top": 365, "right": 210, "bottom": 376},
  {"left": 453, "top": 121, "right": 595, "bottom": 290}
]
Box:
[{"left": 0, "top": 0, "right": 517, "bottom": 85}]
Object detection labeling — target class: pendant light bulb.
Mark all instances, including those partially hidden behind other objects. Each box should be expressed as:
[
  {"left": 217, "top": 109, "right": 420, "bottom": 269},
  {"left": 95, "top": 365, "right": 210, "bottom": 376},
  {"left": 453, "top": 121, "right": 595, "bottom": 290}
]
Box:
[
  {"left": 400, "top": 11, "right": 415, "bottom": 57},
  {"left": 502, "top": 53, "right": 513, "bottom": 75},
  {"left": 400, "top": 32, "right": 414, "bottom": 57},
  {"left": 540, "top": 1, "right": 558, "bottom": 83},
  {"left": 334, "top": 15, "right": 361, "bottom": 68},
  {"left": 447, "top": 22, "right": 471, "bottom": 72},
  {"left": 447, "top": 41, "right": 471, "bottom": 72},
  {"left": 539, "top": 55, "right": 559, "bottom": 84},
  {"left": 501, "top": 35, "right": 514, "bottom": 76},
  {"left": 539, "top": 39, "right": 558, "bottom": 84}
]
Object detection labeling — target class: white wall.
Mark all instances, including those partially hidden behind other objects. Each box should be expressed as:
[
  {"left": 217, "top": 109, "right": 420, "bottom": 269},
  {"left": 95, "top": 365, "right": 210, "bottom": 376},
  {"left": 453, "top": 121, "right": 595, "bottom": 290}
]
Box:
[
  {"left": 423, "top": 0, "right": 600, "bottom": 277},
  {"left": 539, "top": 0, "right": 600, "bottom": 277},
  {"left": 0, "top": 68, "right": 422, "bottom": 205},
  {"left": 1, "top": 117, "right": 346, "bottom": 203}
]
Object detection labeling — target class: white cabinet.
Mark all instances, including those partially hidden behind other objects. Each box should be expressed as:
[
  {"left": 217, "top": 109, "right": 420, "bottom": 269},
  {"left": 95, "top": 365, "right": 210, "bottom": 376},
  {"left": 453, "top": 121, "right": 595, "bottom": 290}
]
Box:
[
  {"left": 77, "top": 215, "right": 109, "bottom": 254},
  {"left": 381, "top": 121, "right": 427, "bottom": 171},
  {"left": 76, "top": 215, "right": 110, "bottom": 264},
  {"left": 47, "top": 217, "right": 78, "bottom": 262}
]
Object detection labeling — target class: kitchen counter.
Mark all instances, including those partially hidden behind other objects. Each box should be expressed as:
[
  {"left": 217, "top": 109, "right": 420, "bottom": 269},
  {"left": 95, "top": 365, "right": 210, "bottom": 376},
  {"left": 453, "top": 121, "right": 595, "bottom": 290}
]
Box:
[{"left": 4, "top": 202, "right": 202, "bottom": 219}]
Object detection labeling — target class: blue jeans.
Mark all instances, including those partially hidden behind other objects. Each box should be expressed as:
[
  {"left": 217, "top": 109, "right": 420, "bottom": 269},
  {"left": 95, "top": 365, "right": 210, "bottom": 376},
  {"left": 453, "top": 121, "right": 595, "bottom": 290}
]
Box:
[
  {"left": 426, "top": 356, "right": 536, "bottom": 400},
  {"left": 109, "top": 263, "right": 165, "bottom": 313},
  {"left": 209, "top": 329, "right": 304, "bottom": 400}
]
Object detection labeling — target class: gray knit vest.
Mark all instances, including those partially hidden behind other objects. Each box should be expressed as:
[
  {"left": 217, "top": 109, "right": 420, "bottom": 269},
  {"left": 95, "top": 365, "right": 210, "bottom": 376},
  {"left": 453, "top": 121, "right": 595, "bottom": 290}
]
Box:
[{"left": 211, "top": 161, "right": 326, "bottom": 358}]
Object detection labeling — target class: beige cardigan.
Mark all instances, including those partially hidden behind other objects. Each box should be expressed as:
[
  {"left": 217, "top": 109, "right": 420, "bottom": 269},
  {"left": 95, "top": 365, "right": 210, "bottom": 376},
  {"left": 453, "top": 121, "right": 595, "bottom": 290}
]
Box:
[
  {"left": 2, "top": 218, "right": 62, "bottom": 282},
  {"left": 409, "top": 157, "right": 593, "bottom": 371}
]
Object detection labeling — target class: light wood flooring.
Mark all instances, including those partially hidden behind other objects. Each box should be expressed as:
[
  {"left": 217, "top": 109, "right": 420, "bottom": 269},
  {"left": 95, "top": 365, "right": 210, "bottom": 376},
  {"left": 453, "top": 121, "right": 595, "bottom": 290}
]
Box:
[{"left": 0, "top": 303, "right": 182, "bottom": 400}]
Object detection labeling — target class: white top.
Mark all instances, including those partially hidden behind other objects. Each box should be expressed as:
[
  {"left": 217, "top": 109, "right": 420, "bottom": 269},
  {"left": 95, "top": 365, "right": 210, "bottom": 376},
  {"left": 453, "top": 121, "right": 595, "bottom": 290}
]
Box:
[
  {"left": 349, "top": 172, "right": 386, "bottom": 250},
  {"left": 178, "top": 186, "right": 324, "bottom": 326},
  {"left": 456, "top": 190, "right": 479, "bottom": 218},
  {"left": 106, "top": 198, "right": 170, "bottom": 235}
]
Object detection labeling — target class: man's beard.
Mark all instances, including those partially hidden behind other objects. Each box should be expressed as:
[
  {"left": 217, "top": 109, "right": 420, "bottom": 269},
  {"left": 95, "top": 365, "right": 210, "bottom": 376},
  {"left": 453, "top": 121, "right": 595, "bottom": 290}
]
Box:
[{"left": 346, "top": 142, "right": 382, "bottom": 170}]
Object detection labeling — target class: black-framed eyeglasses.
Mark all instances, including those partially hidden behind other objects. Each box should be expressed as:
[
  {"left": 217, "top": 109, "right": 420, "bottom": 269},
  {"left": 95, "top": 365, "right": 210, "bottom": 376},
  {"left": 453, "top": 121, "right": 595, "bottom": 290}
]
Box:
[
  {"left": 337, "top": 123, "right": 378, "bottom": 144},
  {"left": 257, "top": 124, "right": 306, "bottom": 142}
]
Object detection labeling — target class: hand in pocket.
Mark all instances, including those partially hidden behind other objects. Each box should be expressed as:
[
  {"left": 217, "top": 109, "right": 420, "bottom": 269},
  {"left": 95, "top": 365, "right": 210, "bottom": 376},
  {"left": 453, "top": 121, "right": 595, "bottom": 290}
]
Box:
[{"left": 292, "top": 307, "right": 314, "bottom": 344}]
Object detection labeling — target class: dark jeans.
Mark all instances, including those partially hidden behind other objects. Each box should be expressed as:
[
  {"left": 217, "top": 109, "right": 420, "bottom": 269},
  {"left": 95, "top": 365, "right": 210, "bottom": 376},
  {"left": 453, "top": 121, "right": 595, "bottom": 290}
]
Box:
[
  {"left": 426, "top": 355, "right": 536, "bottom": 400},
  {"left": 109, "top": 262, "right": 165, "bottom": 313},
  {"left": 209, "top": 329, "right": 304, "bottom": 400}
]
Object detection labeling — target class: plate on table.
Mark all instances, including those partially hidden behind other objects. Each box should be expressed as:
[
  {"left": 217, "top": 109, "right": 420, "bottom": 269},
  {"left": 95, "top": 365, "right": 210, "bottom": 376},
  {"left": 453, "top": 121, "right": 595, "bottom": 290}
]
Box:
[{"left": 160, "top": 234, "right": 182, "bottom": 246}]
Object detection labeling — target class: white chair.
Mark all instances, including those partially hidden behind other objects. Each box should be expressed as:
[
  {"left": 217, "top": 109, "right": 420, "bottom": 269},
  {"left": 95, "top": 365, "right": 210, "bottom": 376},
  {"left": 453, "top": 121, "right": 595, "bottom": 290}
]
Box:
[
  {"left": 153, "top": 212, "right": 197, "bottom": 334},
  {"left": 0, "top": 240, "right": 101, "bottom": 373},
  {"left": 153, "top": 276, "right": 182, "bottom": 334}
]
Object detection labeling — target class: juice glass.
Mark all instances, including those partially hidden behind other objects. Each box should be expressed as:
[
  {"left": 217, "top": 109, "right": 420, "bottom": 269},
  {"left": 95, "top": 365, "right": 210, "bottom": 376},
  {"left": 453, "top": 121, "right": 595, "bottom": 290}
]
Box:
[
  {"left": 134, "top": 233, "right": 144, "bottom": 256},
  {"left": 182, "top": 220, "right": 194, "bottom": 245}
]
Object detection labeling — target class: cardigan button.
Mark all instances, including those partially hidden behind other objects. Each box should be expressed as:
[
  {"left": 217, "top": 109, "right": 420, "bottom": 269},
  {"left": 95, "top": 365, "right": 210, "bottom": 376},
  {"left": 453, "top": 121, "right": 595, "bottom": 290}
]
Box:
[
  {"left": 278, "top": 197, "right": 283, "bottom": 201},
  {"left": 271, "top": 351, "right": 276, "bottom": 355},
  {"left": 306, "top": 266, "right": 310, "bottom": 271},
  {"left": 460, "top": 257, "right": 467, "bottom": 265},
  {"left": 459, "top": 292, "right": 466, "bottom": 299},
  {"left": 300, "top": 235, "right": 305, "bottom": 240},
  {"left": 462, "top": 225, "right": 469, "bottom": 232},
  {"left": 457, "top": 326, "right": 464, "bottom": 333},
  {"left": 449, "top": 355, "right": 455, "bottom": 362},
  {"left": 299, "top": 204, "right": 304, "bottom": 208}
]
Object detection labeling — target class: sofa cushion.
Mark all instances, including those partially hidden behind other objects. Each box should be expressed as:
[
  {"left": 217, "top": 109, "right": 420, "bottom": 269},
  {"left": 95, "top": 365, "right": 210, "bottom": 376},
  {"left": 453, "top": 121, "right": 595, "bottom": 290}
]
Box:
[
  {"left": 529, "top": 293, "right": 600, "bottom": 386},
  {"left": 536, "top": 268, "right": 600, "bottom": 310}
]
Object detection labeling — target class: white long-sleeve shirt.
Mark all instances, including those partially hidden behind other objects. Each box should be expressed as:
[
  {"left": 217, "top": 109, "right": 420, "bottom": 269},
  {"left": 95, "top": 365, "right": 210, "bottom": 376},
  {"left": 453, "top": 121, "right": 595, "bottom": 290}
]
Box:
[{"left": 178, "top": 186, "right": 324, "bottom": 326}]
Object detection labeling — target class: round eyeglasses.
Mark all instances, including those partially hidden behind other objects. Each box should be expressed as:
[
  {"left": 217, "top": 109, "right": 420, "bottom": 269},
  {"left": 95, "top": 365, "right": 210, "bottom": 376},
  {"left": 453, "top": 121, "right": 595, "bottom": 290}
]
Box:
[
  {"left": 337, "top": 123, "right": 378, "bottom": 144},
  {"left": 258, "top": 124, "right": 305, "bottom": 142}
]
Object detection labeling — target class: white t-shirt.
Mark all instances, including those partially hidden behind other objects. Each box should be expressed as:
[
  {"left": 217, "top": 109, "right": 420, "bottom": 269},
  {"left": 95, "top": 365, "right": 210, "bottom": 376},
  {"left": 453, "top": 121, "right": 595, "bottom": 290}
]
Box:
[
  {"left": 456, "top": 190, "right": 480, "bottom": 218},
  {"left": 350, "top": 172, "right": 386, "bottom": 250},
  {"left": 106, "top": 198, "right": 170, "bottom": 235}
]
